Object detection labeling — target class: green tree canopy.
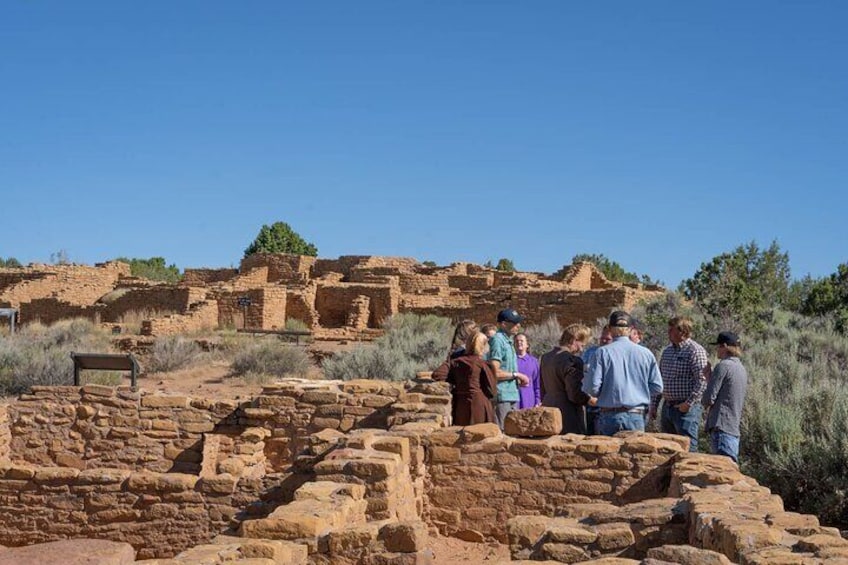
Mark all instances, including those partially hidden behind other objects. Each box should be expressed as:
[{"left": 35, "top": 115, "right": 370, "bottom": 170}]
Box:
[
  {"left": 484, "top": 258, "right": 516, "bottom": 272},
  {"left": 244, "top": 222, "right": 318, "bottom": 258},
  {"left": 0, "top": 257, "right": 22, "bottom": 269},
  {"left": 802, "top": 263, "right": 848, "bottom": 333},
  {"left": 680, "top": 240, "right": 791, "bottom": 332},
  {"left": 114, "top": 257, "right": 181, "bottom": 283},
  {"left": 571, "top": 253, "right": 659, "bottom": 285}
]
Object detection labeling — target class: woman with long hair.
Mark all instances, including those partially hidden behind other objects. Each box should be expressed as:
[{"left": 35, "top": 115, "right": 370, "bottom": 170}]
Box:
[{"left": 432, "top": 331, "right": 497, "bottom": 425}]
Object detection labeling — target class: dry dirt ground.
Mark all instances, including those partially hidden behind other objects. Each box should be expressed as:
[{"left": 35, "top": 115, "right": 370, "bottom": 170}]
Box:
[
  {"left": 427, "top": 535, "right": 509, "bottom": 563},
  {"left": 134, "top": 339, "right": 356, "bottom": 400}
]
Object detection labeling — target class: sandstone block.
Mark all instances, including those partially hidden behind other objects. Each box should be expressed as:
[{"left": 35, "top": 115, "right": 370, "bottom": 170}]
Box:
[
  {"left": 77, "top": 468, "right": 131, "bottom": 485},
  {"left": 647, "top": 544, "right": 732, "bottom": 564},
  {"left": 428, "top": 446, "right": 461, "bottom": 464},
  {"left": 217, "top": 457, "right": 246, "bottom": 476},
  {"left": 141, "top": 395, "right": 189, "bottom": 408},
  {"left": 504, "top": 407, "right": 561, "bottom": 437},
  {"left": 327, "top": 523, "right": 380, "bottom": 554},
  {"left": 592, "top": 522, "right": 635, "bottom": 551},
  {"left": 2, "top": 464, "right": 35, "bottom": 480},
  {"left": 81, "top": 384, "right": 116, "bottom": 397},
  {"left": 575, "top": 437, "right": 621, "bottom": 455},
  {"left": 795, "top": 532, "right": 848, "bottom": 552},
  {"left": 538, "top": 542, "right": 587, "bottom": 562},
  {"left": 198, "top": 473, "right": 237, "bottom": 495},
  {"left": 301, "top": 390, "right": 341, "bottom": 404},
  {"left": 460, "top": 423, "right": 501, "bottom": 442},
  {"left": 34, "top": 466, "right": 79, "bottom": 483},
  {"left": 546, "top": 523, "right": 598, "bottom": 544},
  {"left": 380, "top": 521, "right": 429, "bottom": 553}
]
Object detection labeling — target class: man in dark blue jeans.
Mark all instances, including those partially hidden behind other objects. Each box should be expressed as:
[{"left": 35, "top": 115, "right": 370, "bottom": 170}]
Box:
[
  {"left": 584, "top": 311, "right": 663, "bottom": 435},
  {"left": 653, "top": 316, "right": 710, "bottom": 452}
]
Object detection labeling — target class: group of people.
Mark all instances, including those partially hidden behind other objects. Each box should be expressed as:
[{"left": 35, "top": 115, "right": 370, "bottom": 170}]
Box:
[{"left": 431, "top": 308, "right": 749, "bottom": 463}]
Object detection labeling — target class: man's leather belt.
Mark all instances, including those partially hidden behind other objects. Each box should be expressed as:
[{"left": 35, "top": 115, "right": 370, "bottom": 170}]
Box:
[{"left": 600, "top": 406, "right": 646, "bottom": 413}]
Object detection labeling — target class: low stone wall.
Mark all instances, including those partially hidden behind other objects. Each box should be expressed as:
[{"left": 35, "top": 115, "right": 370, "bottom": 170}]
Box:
[
  {"left": 242, "top": 379, "right": 450, "bottom": 471},
  {"left": 7, "top": 386, "right": 243, "bottom": 473},
  {"left": 0, "top": 463, "right": 241, "bottom": 559},
  {"left": 424, "top": 426, "right": 688, "bottom": 542}
]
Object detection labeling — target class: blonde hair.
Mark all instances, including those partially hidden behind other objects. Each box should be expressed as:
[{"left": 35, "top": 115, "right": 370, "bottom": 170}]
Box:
[
  {"left": 669, "top": 316, "right": 694, "bottom": 338},
  {"left": 559, "top": 324, "right": 591, "bottom": 346},
  {"left": 724, "top": 344, "right": 743, "bottom": 357},
  {"left": 466, "top": 331, "right": 489, "bottom": 356}
]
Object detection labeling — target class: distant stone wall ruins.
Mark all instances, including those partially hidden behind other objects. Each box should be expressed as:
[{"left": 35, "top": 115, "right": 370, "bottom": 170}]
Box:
[
  {"left": 0, "top": 380, "right": 843, "bottom": 564},
  {"left": 0, "top": 254, "right": 664, "bottom": 338}
]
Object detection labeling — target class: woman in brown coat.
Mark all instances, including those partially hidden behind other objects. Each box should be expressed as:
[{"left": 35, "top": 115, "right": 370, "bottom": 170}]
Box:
[{"left": 432, "top": 331, "right": 497, "bottom": 425}]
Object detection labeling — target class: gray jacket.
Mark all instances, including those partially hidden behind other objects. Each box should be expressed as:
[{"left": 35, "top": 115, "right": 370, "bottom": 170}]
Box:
[{"left": 703, "top": 356, "right": 748, "bottom": 436}]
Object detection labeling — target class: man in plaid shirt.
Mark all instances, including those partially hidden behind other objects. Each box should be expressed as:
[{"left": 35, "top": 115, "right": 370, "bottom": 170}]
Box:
[{"left": 652, "top": 316, "right": 711, "bottom": 452}]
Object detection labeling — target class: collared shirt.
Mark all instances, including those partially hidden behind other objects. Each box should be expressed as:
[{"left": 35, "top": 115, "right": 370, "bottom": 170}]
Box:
[
  {"left": 703, "top": 356, "right": 748, "bottom": 436},
  {"left": 487, "top": 329, "right": 519, "bottom": 402},
  {"left": 655, "top": 338, "right": 709, "bottom": 410},
  {"left": 584, "top": 336, "right": 663, "bottom": 409},
  {"left": 516, "top": 353, "right": 541, "bottom": 408}
]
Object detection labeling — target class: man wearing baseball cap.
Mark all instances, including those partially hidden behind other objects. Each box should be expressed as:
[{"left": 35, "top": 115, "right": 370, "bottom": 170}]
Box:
[
  {"left": 584, "top": 310, "right": 663, "bottom": 435},
  {"left": 702, "top": 331, "right": 748, "bottom": 463},
  {"left": 487, "top": 308, "right": 530, "bottom": 429}
]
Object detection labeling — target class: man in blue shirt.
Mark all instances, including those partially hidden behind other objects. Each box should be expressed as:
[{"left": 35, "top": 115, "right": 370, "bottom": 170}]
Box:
[
  {"left": 584, "top": 311, "right": 663, "bottom": 435},
  {"left": 487, "top": 308, "right": 530, "bottom": 430}
]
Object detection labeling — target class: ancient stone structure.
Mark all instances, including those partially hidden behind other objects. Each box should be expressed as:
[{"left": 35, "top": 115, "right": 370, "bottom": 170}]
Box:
[
  {"left": 0, "top": 255, "right": 663, "bottom": 339},
  {"left": 0, "top": 379, "right": 845, "bottom": 564}
]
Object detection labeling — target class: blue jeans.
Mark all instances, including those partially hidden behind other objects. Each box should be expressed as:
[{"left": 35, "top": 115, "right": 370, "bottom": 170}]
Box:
[
  {"left": 598, "top": 411, "right": 645, "bottom": 436},
  {"left": 661, "top": 401, "right": 702, "bottom": 452},
  {"left": 710, "top": 431, "right": 740, "bottom": 462}
]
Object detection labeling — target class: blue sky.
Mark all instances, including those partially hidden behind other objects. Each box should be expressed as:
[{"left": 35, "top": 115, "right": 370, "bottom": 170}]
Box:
[{"left": 2, "top": 1, "right": 846, "bottom": 286}]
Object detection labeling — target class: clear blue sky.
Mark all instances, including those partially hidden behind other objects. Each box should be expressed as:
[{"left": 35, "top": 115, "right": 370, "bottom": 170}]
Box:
[{"left": 2, "top": 1, "right": 846, "bottom": 286}]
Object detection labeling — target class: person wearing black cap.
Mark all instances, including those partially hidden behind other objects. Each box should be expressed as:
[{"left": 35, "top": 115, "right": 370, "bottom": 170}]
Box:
[
  {"left": 487, "top": 308, "right": 530, "bottom": 429},
  {"left": 583, "top": 310, "right": 663, "bottom": 435},
  {"left": 702, "top": 331, "right": 748, "bottom": 463}
]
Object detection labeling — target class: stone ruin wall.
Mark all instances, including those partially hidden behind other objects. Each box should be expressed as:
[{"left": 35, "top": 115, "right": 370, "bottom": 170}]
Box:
[
  {"left": 1, "top": 379, "right": 846, "bottom": 563},
  {"left": 1, "top": 254, "right": 664, "bottom": 338}
]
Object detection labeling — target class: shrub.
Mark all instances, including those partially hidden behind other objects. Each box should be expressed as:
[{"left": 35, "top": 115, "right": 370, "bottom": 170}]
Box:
[
  {"left": 231, "top": 342, "right": 310, "bottom": 379},
  {"left": 0, "top": 319, "right": 114, "bottom": 395},
  {"left": 523, "top": 316, "right": 562, "bottom": 357},
  {"left": 113, "top": 257, "right": 181, "bottom": 283},
  {"left": 739, "top": 313, "right": 848, "bottom": 525},
  {"left": 323, "top": 313, "right": 452, "bottom": 381},
  {"left": 147, "top": 336, "right": 203, "bottom": 373}
]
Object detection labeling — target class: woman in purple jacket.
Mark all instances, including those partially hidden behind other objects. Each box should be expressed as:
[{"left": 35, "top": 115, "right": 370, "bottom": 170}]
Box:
[{"left": 515, "top": 333, "right": 541, "bottom": 409}]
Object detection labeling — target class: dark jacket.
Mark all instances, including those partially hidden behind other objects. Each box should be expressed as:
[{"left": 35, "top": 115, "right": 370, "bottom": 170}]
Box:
[
  {"left": 540, "top": 347, "right": 590, "bottom": 434},
  {"left": 432, "top": 355, "right": 497, "bottom": 426}
]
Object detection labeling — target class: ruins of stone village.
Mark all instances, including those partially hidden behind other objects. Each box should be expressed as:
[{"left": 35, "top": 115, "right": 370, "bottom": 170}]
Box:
[{"left": 1, "top": 254, "right": 847, "bottom": 564}]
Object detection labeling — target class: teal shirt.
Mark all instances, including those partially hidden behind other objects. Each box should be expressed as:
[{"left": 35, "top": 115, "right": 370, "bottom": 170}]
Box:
[{"left": 487, "top": 329, "right": 519, "bottom": 402}]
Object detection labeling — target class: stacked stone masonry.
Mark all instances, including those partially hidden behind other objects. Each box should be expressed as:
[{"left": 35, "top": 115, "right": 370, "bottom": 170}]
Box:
[
  {"left": 0, "top": 378, "right": 842, "bottom": 563},
  {"left": 0, "top": 253, "right": 663, "bottom": 337}
]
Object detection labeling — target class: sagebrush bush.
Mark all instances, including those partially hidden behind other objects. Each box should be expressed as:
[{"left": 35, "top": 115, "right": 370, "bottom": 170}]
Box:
[
  {"left": 323, "top": 313, "right": 452, "bottom": 381},
  {"left": 523, "top": 316, "right": 562, "bottom": 357},
  {"left": 740, "top": 313, "right": 848, "bottom": 525},
  {"left": 147, "top": 336, "right": 203, "bottom": 373},
  {"left": 0, "top": 319, "right": 114, "bottom": 395},
  {"left": 231, "top": 342, "right": 310, "bottom": 379}
]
